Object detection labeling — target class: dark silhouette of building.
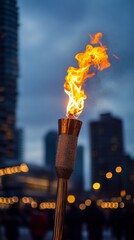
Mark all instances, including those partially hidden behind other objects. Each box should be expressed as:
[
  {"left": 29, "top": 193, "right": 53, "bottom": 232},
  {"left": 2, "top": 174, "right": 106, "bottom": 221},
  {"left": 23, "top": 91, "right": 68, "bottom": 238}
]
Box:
[
  {"left": 125, "top": 154, "right": 134, "bottom": 196},
  {"left": 15, "top": 128, "right": 23, "bottom": 161},
  {"left": 44, "top": 130, "right": 58, "bottom": 173},
  {"left": 70, "top": 145, "right": 84, "bottom": 191},
  {"left": 89, "top": 113, "right": 125, "bottom": 197},
  {"left": 0, "top": 0, "right": 19, "bottom": 161}
]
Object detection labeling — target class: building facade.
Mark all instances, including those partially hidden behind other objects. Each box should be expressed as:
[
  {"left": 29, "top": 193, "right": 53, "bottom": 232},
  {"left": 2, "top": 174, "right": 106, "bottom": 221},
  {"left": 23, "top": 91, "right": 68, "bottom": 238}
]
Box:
[
  {"left": 125, "top": 154, "right": 134, "bottom": 196},
  {"left": 0, "top": 0, "right": 19, "bottom": 161},
  {"left": 15, "top": 128, "right": 23, "bottom": 161},
  {"left": 70, "top": 145, "right": 84, "bottom": 191},
  {"left": 44, "top": 130, "right": 58, "bottom": 173},
  {"left": 89, "top": 113, "right": 125, "bottom": 197}
]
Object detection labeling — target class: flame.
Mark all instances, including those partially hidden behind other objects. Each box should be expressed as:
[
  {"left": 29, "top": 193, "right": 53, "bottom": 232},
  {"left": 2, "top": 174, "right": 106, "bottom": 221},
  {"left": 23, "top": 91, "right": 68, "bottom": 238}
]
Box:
[{"left": 64, "top": 32, "right": 111, "bottom": 119}]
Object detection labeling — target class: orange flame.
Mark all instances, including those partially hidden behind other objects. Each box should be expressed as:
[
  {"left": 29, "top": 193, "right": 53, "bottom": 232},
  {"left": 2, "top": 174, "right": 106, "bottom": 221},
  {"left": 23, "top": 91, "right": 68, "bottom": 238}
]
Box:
[{"left": 64, "top": 32, "right": 111, "bottom": 119}]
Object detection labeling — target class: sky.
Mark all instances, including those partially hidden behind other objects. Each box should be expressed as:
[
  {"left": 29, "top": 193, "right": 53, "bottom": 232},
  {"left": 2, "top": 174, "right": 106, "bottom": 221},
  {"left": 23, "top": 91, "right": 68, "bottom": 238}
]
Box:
[{"left": 17, "top": 0, "right": 134, "bottom": 189}]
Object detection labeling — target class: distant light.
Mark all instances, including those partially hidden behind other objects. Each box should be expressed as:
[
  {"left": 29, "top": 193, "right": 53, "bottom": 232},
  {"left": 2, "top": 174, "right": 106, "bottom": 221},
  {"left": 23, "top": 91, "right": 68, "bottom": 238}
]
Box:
[
  {"left": 0, "top": 170, "right": 4, "bottom": 176},
  {"left": 67, "top": 195, "right": 75, "bottom": 204},
  {"left": 126, "top": 194, "right": 131, "bottom": 200},
  {"left": 115, "top": 166, "right": 122, "bottom": 173},
  {"left": 22, "top": 197, "right": 29, "bottom": 204},
  {"left": 79, "top": 203, "right": 86, "bottom": 210},
  {"left": 92, "top": 182, "right": 101, "bottom": 190},
  {"left": 40, "top": 202, "right": 56, "bottom": 209},
  {"left": 96, "top": 199, "right": 103, "bottom": 206},
  {"left": 6, "top": 168, "right": 12, "bottom": 174},
  {"left": 116, "top": 197, "right": 122, "bottom": 202},
  {"left": 51, "top": 202, "right": 56, "bottom": 209},
  {"left": 120, "top": 190, "right": 126, "bottom": 197},
  {"left": 106, "top": 172, "right": 112, "bottom": 179},
  {"left": 101, "top": 201, "right": 118, "bottom": 209},
  {"left": 0, "top": 163, "right": 29, "bottom": 177},
  {"left": 12, "top": 196, "right": 19, "bottom": 203},
  {"left": 119, "top": 202, "right": 125, "bottom": 208},
  {"left": 28, "top": 197, "right": 34, "bottom": 203},
  {"left": 85, "top": 199, "right": 91, "bottom": 206},
  {"left": 0, "top": 197, "right": 3, "bottom": 203},
  {"left": 40, "top": 202, "right": 45, "bottom": 209},
  {"left": 31, "top": 201, "right": 37, "bottom": 208},
  {"left": 7, "top": 198, "right": 12, "bottom": 204},
  {"left": 113, "top": 202, "right": 118, "bottom": 209},
  {"left": 20, "top": 163, "right": 29, "bottom": 172}
]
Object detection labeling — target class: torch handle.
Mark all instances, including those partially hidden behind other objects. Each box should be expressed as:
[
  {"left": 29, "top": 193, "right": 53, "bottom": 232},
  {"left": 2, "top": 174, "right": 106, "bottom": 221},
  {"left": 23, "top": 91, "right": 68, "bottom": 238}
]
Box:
[{"left": 53, "top": 178, "right": 68, "bottom": 240}]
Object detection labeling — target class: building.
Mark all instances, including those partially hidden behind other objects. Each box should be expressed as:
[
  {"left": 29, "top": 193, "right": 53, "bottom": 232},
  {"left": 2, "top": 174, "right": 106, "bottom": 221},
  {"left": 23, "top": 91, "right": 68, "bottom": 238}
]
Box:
[
  {"left": 15, "top": 128, "right": 23, "bottom": 161},
  {"left": 0, "top": 0, "right": 19, "bottom": 161},
  {"left": 89, "top": 113, "right": 125, "bottom": 197},
  {"left": 125, "top": 154, "right": 134, "bottom": 196},
  {"left": 44, "top": 130, "right": 58, "bottom": 173},
  {"left": 70, "top": 145, "right": 84, "bottom": 191}
]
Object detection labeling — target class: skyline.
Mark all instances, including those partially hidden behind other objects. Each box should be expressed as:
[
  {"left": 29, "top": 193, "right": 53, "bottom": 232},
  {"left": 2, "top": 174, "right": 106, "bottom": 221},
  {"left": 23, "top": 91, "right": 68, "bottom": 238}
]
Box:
[{"left": 17, "top": 0, "right": 134, "bottom": 186}]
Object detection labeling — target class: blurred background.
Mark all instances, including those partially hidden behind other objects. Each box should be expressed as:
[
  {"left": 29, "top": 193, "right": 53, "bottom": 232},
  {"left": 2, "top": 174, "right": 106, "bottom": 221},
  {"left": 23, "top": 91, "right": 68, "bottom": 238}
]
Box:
[{"left": 0, "top": 0, "right": 134, "bottom": 239}]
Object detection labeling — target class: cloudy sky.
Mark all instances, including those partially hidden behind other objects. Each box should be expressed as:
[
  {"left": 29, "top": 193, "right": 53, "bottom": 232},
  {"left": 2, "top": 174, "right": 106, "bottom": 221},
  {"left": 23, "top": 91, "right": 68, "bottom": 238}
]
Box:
[{"left": 17, "top": 0, "right": 134, "bottom": 188}]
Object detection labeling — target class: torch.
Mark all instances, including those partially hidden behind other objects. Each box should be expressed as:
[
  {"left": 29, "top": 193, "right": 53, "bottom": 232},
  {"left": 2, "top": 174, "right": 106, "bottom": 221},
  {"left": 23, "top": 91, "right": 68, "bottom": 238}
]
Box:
[{"left": 53, "top": 32, "right": 110, "bottom": 240}]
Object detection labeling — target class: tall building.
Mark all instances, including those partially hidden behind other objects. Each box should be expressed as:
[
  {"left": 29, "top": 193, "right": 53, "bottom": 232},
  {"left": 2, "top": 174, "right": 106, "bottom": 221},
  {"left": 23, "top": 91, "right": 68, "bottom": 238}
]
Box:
[
  {"left": 0, "top": 0, "right": 19, "bottom": 161},
  {"left": 125, "top": 154, "right": 134, "bottom": 196},
  {"left": 44, "top": 130, "right": 58, "bottom": 173},
  {"left": 15, "top": 128, "right": 23, "bottom": 161},
  {"left": 70, "top": 145, "right": 84, "bottom": 191},
  {"left": 89, "top": 113, "right": 125, "bottom": 197}
]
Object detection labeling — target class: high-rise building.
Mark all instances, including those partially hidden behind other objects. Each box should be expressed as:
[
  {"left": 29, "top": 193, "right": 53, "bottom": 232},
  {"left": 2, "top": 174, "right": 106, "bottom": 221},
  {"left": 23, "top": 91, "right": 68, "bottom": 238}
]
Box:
[
  {"left": 0, "top": 0, "right": 19, "bottom": 161},
  {"left": 44, "top": 130, "right": 58, "bottom": 173},
  {"left": 15, "top": 128, "right": 23, "bottom": 161},
  {"left": 89, "top": 113, "right": 125, "bottom": 197},
  {"left": 70, "top": 145, "right": 84, "bottom": 191},
  {"left": 125, "top": 154, "right": 134, "bottom": 196}
]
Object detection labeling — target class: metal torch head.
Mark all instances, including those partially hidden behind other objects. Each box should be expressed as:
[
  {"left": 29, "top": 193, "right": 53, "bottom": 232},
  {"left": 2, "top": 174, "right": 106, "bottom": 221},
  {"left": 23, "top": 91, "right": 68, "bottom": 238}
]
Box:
[{"left": 55, "top": 118, "right": 82, "bottom": 179}]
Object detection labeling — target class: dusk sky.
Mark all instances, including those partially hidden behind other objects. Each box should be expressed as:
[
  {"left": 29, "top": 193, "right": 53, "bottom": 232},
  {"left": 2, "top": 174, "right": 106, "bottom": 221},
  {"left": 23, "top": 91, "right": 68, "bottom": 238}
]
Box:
[{"left": 17, "top": 0, "right": 134, "bottom": 188}]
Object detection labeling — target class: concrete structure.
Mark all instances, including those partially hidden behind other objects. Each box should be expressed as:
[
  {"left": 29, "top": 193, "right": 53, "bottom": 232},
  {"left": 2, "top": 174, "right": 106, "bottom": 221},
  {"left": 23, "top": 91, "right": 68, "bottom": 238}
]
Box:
[
  {"left": 0, "top": 0, "right": 19, "bottom": 161},
  {"left": 125, "top": 154, "right": 134, "bottom": 196}
]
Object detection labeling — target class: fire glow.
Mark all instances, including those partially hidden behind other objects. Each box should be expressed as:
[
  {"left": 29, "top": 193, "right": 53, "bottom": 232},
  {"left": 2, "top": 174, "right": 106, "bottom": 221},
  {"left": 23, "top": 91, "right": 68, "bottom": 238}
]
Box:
[{"left": 64, "top": 32, "right": 111, "bottom": 119}]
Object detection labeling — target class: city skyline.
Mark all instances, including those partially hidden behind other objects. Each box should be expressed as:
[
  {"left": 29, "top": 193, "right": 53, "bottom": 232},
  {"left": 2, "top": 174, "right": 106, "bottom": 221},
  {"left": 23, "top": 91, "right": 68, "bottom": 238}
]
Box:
[{"left": 17, "top": 0, "right": 134, "bottom": 178}]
